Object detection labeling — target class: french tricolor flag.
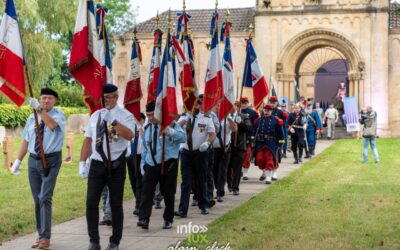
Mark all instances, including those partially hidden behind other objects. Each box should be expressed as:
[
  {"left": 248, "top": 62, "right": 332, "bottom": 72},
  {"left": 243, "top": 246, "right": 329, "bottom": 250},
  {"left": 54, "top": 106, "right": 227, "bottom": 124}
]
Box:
[
  {"left": 242, "top": 38, "right": 269, "bottom": 110},
  {"left": 0, "top": 0, "right": 26, "bottom": 106},
  {"left": 155, "top": 33, "right": 179, "bottom": 132},
  {"left": 124, "top": 38, "right": 143, "bottom": 121},
  {"left": 147, "top": 29, "right": 162, "bottom": 104},
  {"left": 68, "top": 0, "right": 105, "bottom": 103},
  {"left": 218, "top": 20, "right": 235, "bottom": 121},
  {"left": 203, "top": 11, "right": 224, "bottom": 113}
]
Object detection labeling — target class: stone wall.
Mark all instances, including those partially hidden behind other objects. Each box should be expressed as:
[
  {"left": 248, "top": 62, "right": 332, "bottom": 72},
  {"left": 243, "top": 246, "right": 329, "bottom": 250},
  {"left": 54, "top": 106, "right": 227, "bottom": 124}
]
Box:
[{"left": 389, "top": 29, "right": 400, "bottom": 137}]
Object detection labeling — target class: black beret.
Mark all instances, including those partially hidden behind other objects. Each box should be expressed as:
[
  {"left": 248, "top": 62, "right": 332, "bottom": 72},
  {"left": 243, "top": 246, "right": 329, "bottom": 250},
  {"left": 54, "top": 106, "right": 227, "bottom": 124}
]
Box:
[
  {"left": 103, "top": 84, "right": 118, "bottom": 94},
  {"left": 40, "top": 87, "right": 58, "bottom": 98},
  {"left": 198, "top": 94, "right": 204, "bottom": 99},
  {"left": 146, "top": 101, "right": 156, "bottom": 112},
  {"left": 140, "top": 112, "right": 146, "bottom": 120}
]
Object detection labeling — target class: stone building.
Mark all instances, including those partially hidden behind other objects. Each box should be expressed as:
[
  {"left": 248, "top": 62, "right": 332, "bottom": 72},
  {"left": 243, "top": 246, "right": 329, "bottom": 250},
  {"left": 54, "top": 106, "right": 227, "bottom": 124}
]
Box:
[{"left": 113, "top": 0, "right": 400, "bottom": 136}]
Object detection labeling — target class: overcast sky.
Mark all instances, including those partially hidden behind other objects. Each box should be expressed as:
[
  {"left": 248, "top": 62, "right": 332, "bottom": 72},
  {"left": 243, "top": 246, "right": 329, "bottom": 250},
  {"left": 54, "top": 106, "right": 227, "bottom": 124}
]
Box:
[{"left": 131, "top": 0, "right": 255, "bottom": 23}]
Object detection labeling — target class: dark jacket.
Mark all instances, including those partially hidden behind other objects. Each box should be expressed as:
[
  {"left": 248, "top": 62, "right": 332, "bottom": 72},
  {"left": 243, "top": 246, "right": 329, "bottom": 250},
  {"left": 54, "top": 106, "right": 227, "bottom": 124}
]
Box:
[{"left": 231, "top": 113, "right": 252, "bottom": 152}]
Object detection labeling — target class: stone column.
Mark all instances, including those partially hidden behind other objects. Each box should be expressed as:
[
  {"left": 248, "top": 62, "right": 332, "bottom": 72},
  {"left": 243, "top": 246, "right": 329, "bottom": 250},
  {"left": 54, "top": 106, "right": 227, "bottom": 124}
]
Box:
[
  {"left": 283, "top": 80, "right": 290, "bottom": 99},
  {"left": 354, "top": 78, "right": 359, "bottom": 109},
  {"left": 358, "top": 79, "right": 364, "bottom": 108},
  {"left": 278, "top": 80, "right": 284, "bottom": 98},
  {"left": 289, "top": 81, "right": 295, "bottom": 101}
]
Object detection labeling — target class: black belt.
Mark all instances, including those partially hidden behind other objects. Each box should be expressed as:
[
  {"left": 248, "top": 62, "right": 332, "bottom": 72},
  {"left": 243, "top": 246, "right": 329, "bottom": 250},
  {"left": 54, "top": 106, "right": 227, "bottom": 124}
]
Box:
[
  {"left": 182, "top": 148, "right": 200, "bottom": 153},
  {"left": 256, "top": 134, "right": 275, "bottom": 141},
  {"left": 30, "top": 151, "right": 61, "bottom": 160},
  {"left": 92, "top": 150, "right": 127, "bottom": 169}
]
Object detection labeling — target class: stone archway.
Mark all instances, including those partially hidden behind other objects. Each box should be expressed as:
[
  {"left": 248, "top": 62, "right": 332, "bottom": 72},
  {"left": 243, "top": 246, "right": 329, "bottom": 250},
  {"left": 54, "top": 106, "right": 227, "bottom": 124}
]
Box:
[{"left": 276, "top": 28, "right": 365, "bottom": 106}]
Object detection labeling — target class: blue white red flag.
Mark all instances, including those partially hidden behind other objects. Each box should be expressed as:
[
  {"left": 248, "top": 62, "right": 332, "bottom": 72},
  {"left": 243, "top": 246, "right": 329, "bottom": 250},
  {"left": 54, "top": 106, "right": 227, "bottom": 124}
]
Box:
[
  {"left": 124, "top": 38, "right": 143, "bottom": 121},
  {"left": 155, "top": 33, "right": 179, "bottom": 132},
  {"left": 242, "top": 38, "right": 269, "bottom": 110},
  {"left": 147, "top": 29, "right": 163, "bottom": 104},
  {"left": 0, "top": 0, "right": 26, "bottom": 106},
  {"left": 203, "top": 11, "right": 224, "bottom": 113},
  {"left": 69, "top": 0, "right": 105, "bottom": 106},
  {"left": 218, "top": 20, "right": 235, "bottom": 121}
]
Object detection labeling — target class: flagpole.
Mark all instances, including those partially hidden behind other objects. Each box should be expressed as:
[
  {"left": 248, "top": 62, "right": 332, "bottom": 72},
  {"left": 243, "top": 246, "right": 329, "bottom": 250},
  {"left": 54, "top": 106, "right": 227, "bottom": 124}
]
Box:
[
  {"left": 98, "top": 4, "right": 113, "bottom": 175},
  {"left": 161, "top": 9, "right": 172, "bottom": 176},
  {"left": 17, "top": 9, "right": 48, "bottom": 176},
  {"left": 223, "top": 9, "right": 230, "bottom": 154},
  {"left": 25, "top": 67, "right": 48, "bottom": 176},
  {"left": 234, "top": 23, "right": 253, "bottom": 147}
]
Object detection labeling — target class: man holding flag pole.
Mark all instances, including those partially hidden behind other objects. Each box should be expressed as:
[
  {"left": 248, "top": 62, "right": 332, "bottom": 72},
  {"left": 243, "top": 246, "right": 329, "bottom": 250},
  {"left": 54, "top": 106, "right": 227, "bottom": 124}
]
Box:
[
  {"left": 70, "top": 1, "right": 135, "bottom": 250},
  {"left": 2, "top": 0, "right": 66, "bottom": 249},
  {"left": 138, "top": 9, "right": 186, "bottom": 230},
  {"left": 212, "top": 10, "right": 238, "bottom": 203},
  {"left": 237, "top": 23, "right": 269, "bottom": 181}
]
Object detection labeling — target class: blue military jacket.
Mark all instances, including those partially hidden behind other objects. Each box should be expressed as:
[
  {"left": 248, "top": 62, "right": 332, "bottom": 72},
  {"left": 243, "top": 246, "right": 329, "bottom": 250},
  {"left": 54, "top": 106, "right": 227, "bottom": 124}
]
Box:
[
  {"left": 306, "top": 110, "right": 322, "bottom": 132},
  {"left": 252, "top": 115, "right": 284, "bottom": 162}
]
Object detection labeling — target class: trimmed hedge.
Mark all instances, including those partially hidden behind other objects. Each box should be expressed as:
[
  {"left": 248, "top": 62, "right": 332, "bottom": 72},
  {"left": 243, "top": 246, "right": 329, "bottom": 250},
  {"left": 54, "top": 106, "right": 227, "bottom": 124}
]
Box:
[{"left": 0, "top": 104, "right": 87, "bottom": 128}]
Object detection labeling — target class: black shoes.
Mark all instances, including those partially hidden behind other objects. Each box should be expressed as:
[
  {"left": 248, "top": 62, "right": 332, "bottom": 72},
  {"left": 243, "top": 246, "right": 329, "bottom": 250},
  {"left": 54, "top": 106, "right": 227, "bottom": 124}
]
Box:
[
  {"left": 105, "top": 243, "right": 119, "bottom": 250},
  {"left": 259, "top": 175, "right": 266, "bottom": 181},
  {"left": 191, "top": 199, "right": 198, "bottom": 207},
  {"left": 133, "top": 208, "right": 139, "bottom": 216},
  {"left": 282, "top": 153, "right": 287, "bottom": 158},
  {"left": 242, "top": 176, "right": 248, "bottom": 180},
  {"left": 201, "top": 208, "right": 209, "bottom": 215},
  {"left": 233, "top": 190, "right": 239, "bottom": 196},
  {"left": 137, "top": 219, "right": 149, "bottom": 229},
  {"left": 208, "top": 200, "right": 216, "bottom": 208},
  {"left": 216, "top": 196, "right": 223, "bottom": 202},
  {"left": 174, "top": 211, "right": 187, "bottom": 218},
  {"left": 99, "top": 219, "right": 112, "bottom": 226},
  {"left": 293, "top": 159, "right": 299, "bottom": 164},
  {"left": 163, "top": 220, "right": 173, "bottom": 229},
  {"left": 87, "top": 243, "right": 101, "bottom": 250},
  {"left": 154, "top": 201, "right": 162, "bottom": 209}
]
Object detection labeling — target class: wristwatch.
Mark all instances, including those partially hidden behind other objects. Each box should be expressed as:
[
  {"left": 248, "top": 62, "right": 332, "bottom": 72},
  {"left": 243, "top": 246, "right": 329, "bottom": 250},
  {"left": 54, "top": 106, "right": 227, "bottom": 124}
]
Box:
[
  {"left": 111, "top": 120, "right": 118, "bottom": 127},
  {"left": 36, "top": 106, "right": 44, "bottom": 113}
]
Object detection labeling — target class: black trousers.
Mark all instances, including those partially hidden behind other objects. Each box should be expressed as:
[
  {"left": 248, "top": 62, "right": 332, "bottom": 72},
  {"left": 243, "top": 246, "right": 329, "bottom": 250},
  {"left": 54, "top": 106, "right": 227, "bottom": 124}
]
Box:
[
  {"left": 86, "top": 158, "right": 126, "bottom": 245},
  {"left": 139, "top": 159, "right": 178, "bottom": 223},
  {"left": 179, "top": 149, "right": 209, "bottom": 214},
  {"left": 291, "top": 132, "right": 304, "bottom": 156},
  {"left": 227, "top": 149, "right": 245, "bottom": 192},
  {"left": 126, "top": 154, "right": 142, "bottom": 210},
  {"left": 213, "top": 147, "right": 231, "bottom": 197},
  {"left": 207, "top": 149, "right": 215, "bottom": 200}
]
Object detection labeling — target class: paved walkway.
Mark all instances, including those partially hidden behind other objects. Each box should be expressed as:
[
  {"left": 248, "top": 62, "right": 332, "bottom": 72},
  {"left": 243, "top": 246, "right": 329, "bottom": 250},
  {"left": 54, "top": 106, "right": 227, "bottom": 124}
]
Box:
[{"left": 0, "top": 141, "right": 333, "bottom": 250}]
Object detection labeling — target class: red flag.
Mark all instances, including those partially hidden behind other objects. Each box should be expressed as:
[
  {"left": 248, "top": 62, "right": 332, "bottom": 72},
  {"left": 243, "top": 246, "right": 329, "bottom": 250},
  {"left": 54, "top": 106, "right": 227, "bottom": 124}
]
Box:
[
  {"left": 0, "top": 0, "right": 26, "bottom": 106},
  {"left": 124, "top": 38, "right": 142, "bottom": 121},
  {"left": 83, "top": 90, "right": 102, "bottom": 115}
]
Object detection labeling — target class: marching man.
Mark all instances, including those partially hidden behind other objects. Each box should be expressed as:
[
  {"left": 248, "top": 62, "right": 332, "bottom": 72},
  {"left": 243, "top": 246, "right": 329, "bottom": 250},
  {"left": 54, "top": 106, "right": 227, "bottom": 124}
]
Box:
[
  {"left": 79, "top": 84, "right": 135, "bottom": 250},
  {"left": 11, "top": 88, "right": 66, "bottom": 250},
  {"left": 252, "top": 104, "right": 284, "bottom": 184}
]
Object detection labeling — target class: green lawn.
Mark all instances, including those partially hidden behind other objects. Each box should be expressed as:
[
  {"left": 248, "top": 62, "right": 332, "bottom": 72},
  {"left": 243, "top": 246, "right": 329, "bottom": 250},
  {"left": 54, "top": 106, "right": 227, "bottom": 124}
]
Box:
[
  {"left": 0, "top": 135, "right": 134, "bottom": 243},
  {"left": 190, "top": 138, "right": 400, "bottom": 250}
]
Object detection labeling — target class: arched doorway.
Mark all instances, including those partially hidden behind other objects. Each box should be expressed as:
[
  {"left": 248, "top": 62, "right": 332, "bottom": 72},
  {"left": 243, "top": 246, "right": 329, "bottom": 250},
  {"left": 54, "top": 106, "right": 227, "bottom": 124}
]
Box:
[
  {"left": 314, "top": 59, "right": 348, "bottom": 105},
  {"left": 275, "top": 28, "right": 364, "bottom": 107}
]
